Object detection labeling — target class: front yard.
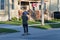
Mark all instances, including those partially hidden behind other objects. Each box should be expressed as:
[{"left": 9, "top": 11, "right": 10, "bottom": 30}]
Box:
[
  {"left": 0, "top": 17, "right": 60, "bottom": 29},
  {"left": 30, "top": 23, "right": 60, "bottom": 29}
]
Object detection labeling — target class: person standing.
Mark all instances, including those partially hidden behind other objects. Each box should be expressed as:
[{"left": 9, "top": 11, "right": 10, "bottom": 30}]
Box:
[{"left": 22, "top": 10, "right": 29, "bottom": 35}]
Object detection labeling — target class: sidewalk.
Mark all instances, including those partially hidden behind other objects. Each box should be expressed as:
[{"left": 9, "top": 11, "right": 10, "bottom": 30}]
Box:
[{"left": 0, "top": 24, "right": 60, "bottom": 40}]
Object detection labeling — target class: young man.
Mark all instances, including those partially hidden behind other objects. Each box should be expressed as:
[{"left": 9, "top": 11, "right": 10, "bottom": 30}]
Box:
[{"left": 22, "top": 10, "right": 29, "bottom": 35}]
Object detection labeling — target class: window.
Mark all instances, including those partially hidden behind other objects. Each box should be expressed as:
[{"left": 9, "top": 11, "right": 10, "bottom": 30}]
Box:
[
  {"left": 44, "top": 3, "right": 46, "bottom": 10},
  {"left": 12, "top": 0, "right": 14, "bottom": 9},
  {"left": 39, "top": 5, "right": 41, "bottom": 10},
  {"left": 21, "top": 1, "right": 29, "bottom": 5},
  {"left": 0, "top": 0, "right": 4, "bottom": 10}
]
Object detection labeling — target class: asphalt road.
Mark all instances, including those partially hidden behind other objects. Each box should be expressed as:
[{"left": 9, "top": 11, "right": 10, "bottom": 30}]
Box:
[{"left": 0, "top": 24, "right": 60, "bottom": 40}]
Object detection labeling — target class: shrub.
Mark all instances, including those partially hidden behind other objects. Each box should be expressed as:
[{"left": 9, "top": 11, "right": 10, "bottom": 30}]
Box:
[{"left": 11, "top": 17, "right": 17, "bottom": 21}]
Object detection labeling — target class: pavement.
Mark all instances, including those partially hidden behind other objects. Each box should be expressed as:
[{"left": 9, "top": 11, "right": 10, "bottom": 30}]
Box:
[{"left": 0, "top": 24, "right": 60, "bottom": 40}]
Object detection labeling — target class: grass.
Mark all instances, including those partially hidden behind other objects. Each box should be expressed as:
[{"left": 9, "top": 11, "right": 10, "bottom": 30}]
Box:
[
  {"left": 49, "top": 23, "right": 60, "bottom": 28},
  {"left": 30, "top": 23, "right": 60, "bottom": 29},
  {"left": 44, "top": 20, "right": 56, "bottom": 23},
  {"left": 0, "top": 21, "right": 22, "bottom": 25},
  {"left": 0, "top": 17, "right": 60, "bottom": 29},
  {"left": 29, "top": 25, "right": 51, "bottom": 29},
  {"left": 0, "top": 17, "right": 60, "bottom": 25},
  {"left": 29, "top": 19, "right": 60, "bottom": 29},
  {"left": 0, "top": 20, "right": 40, "bottom": 25},
  {"left": 52, "top": 19, "right": 60, "bottom": 22},
  {"left": 28, "top": 21, "right": 40, "bottom": 25},
  {"left": 0, "top": 28, "right": 19, "bottom": 33}
]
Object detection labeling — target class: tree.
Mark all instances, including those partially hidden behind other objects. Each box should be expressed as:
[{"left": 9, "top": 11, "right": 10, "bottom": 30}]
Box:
[{"left": 41, "top": 0, "right": 45, "bottom": 25}]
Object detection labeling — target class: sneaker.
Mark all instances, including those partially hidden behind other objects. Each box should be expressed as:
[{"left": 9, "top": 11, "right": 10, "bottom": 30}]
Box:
[
  {"left": 22, "top": 33, "right": 31, "bottom": 36},
  {"left": 22, "top": 33, "right": 27, "bottom": 36},
  {"left": 26, "top": 33, "right": 30, "bottom": 35}
]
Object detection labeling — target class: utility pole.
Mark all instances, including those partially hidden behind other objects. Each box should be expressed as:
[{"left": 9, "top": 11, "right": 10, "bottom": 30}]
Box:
[{"left": 41, "top": 0, "right": 44, "bottom": 25}]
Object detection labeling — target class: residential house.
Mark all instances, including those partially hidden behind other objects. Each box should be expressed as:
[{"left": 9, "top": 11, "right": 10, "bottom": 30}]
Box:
[
  {"left": 0, "top": 0, "right": 59, "bottom": 21},
  {"left": 0, "top": 0, "right": 18, "bottom": 21},
  {"left": 18, "top": 0, "right": 48, "bottom": 20}
]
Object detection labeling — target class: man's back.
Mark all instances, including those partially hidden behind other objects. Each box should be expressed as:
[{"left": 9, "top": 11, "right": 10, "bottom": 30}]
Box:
[{"left": 22, "top": 11, "right": 28, "bottom": 24}]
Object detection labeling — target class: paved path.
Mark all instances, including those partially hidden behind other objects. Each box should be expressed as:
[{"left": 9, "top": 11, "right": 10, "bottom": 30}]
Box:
[{"left": 0, "top": 24, "right": 60, "bottom": 40}]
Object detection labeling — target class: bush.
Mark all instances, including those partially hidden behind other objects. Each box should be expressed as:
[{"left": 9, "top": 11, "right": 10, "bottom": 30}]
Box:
[
  {"left": 19, "top": 17, "right": 22, "bottom": 21},
  {"left": 11, "top": 17, "right": 17, "bottom": 21}
]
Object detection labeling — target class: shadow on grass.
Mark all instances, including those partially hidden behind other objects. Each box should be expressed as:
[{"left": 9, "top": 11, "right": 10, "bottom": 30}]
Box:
[
  {"left": 49, "top": 23, "right": 60, "bottom": 28},
  {"left": 44, "top": 20, "right": 56, "bottom": 23},
  {"left": 32, "top": 20, "right": 60, "bottom": 29},
  {"left": 0, "top": 28, "right": 20, "bottom": 33},
  {"left": 29, "top": 25, "right": 51, "bottom": 30},
  {"left": 35, "top": 20, "right": 57, "bottom": 23},
  {"left": 29, "top": 23, "right": 60, "bottom": 29}
]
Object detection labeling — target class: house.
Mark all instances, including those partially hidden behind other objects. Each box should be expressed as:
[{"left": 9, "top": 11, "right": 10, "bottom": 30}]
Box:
[
  {"left": 0, "top": 0, "right": 59, "bottom": 21},
  {"left": 0, "top": 0, "right": 18, "bottom": 21},
  {"left": 47, "top": 0, "right": 60, "bottom": 19},
  {"left": 49, "top": 0, "right": 60, "bottom": 12},
  {"left": 18, "top": 0, "right": 49, "bottom": 20}
]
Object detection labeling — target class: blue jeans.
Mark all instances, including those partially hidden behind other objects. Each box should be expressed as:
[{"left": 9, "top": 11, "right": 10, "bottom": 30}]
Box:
[{"left": 23, "top": 24, "right": 28, "bottom": 33}]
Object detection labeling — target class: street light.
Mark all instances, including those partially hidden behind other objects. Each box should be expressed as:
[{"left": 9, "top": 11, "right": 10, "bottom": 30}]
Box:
[{"left": 41, "top": 0, "right": 44, "bottom": 25}]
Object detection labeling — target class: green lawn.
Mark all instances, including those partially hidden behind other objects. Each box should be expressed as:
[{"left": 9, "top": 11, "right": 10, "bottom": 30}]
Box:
[
  {"left": 52, "top": 19, "right": 60, "bottom": 22},
  {"left": 0, "top": 20, "right": 57, "bottom": 25},
  {"left": 30, "top": 23, "right": 60, "bottom": 29},
  {"left": 0, "top": 17, "right": 60, "bottom": 25},
  {"left": 29, "top": 25, "right": 51, "bottom": 29},
  {"left": 0, "top": 21, "right": 22, "bottom": 25},
  {"left": 0, "top": 17, "right": 60, "bottom": 29},
  {"left": 29, "top": 19, "right": 60, "bottom": 29},
  {"left": 0, "top": 28, "right": 19, "bottom": 33},
  {"left": 0, "top": 20, "right": 40, "bottom": 25}
]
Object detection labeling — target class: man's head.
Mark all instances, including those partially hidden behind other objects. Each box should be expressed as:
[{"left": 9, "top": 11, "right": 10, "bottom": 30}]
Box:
[{"left": 23, "top": 7, "right": 27, "bottom": 11}]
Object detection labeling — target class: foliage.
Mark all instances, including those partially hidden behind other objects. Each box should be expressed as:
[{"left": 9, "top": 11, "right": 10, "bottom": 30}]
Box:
[
  {"left": 52, "top": 19, "right": 60, "bottom": 22},
  {"left": 28, "top": 20, "right": 40, "bottom": 24},
  {"left": 11, "top": 17, "right": 17, "bottom": 21}
]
